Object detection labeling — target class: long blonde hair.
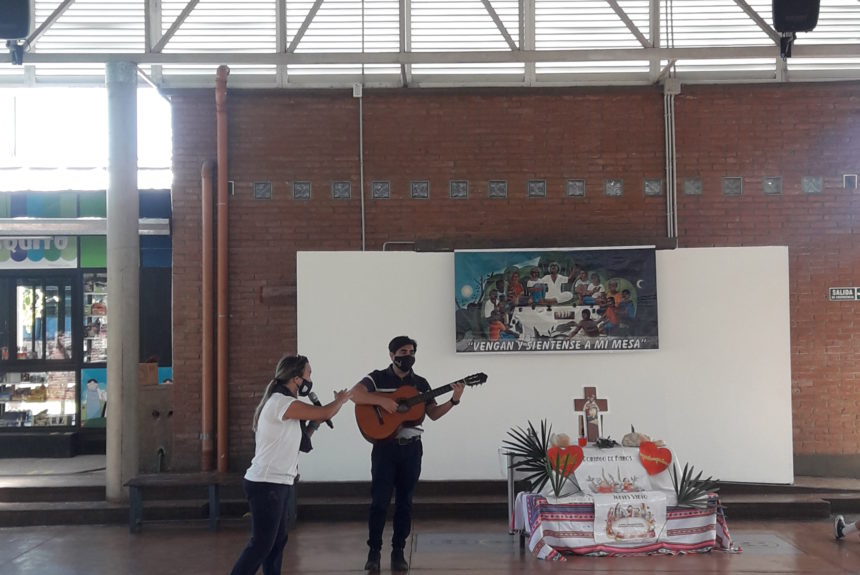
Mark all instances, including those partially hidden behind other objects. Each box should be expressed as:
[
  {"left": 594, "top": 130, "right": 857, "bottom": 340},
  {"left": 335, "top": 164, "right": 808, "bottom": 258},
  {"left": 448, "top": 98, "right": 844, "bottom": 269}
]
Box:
[{"left": 251, "top": 355, "right": 308, "bottom": 433}]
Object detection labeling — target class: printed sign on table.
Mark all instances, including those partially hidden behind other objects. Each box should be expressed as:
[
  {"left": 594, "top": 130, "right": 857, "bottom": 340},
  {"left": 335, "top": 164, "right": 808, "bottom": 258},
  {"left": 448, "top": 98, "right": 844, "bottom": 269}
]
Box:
[
  {"left": 592, "top": 491, "right": 667, "bottom": 545},
  {"left": 573, "top": 447, "right": 652, "bottom": 495}
]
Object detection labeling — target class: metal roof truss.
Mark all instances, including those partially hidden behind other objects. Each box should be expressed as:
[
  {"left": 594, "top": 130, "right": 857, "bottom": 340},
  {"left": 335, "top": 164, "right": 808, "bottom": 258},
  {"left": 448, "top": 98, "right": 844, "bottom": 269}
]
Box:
[{"left": 0, "top": 0, "right": 858, "bottom": 88}]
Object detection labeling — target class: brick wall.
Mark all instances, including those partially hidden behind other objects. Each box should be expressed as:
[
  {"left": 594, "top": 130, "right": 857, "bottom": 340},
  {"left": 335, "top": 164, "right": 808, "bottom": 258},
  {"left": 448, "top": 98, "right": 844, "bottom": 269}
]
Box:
[{"left": 170, "top": 83, "right": 860, "bottom": 473}]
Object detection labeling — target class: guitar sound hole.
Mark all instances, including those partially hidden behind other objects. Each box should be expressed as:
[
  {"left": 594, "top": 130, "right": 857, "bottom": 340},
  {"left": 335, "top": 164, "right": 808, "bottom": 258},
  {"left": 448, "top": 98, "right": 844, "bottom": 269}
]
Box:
[{"left": 397, "top": 403, "right": 409, "bottom": 413}]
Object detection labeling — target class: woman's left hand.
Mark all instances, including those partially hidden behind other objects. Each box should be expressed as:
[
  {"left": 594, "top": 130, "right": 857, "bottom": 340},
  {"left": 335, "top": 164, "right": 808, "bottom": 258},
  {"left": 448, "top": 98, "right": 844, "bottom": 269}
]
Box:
[{"left": 333, "top": 388, "right": 352, "bottom": 405}]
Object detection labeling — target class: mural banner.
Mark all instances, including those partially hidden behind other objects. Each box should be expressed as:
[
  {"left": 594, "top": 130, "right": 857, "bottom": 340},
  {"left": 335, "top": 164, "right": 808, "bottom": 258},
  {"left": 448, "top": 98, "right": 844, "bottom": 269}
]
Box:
[{"left": 454, "top": 247, "right": 658, "bottom": 353}]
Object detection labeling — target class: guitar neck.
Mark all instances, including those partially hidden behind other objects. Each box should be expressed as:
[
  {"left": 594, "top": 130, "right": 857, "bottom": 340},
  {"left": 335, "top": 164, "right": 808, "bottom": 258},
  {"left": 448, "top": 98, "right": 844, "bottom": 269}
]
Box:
[{"left": 403, "top": 380, "right": 461, "bottom": 407}]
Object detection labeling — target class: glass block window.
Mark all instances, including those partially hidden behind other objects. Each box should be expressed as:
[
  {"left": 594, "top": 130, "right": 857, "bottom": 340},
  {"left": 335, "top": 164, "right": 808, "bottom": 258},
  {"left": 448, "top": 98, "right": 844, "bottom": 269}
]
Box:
[
  {"left": 605, "top": 179, "right": 623, "bottom": 197},
  {"left": 253, "top": 181, "right": 272, "bottom": 200},
  {"left": 488, "top": 180, "right": 507, "bottom": 198},
  {"left": 527, "top": 180, "right": 546, "bottom": 198},
  {"left": 332, "top": 181, "right": 351, "bottom": 200},
  {"left": 371, "top": 181, "right": 390, "bottom": 199},
  {"left": 683, "top": 178, "right": 703, "bottom": 195},
  {"left": 722, "top": 177, "right": 743, "bottom": 196},
  {"left": 450, "top": 180, "right": 469, "bottom": 199},
  {"left": 644, "top": 179, "right": 663, "bottom": 196},
  {"left": 763, "top": 177, "right": 782, "bottom": 195},
  {"left": 566, "top": 179, "right": 585, "bottom": 197},
  {"left": 410, "top": 181, "right": 429, "bottom": 199},
  {"left": 802, "top": 176, "right": 823, "bottom": 194},
  {"left": 293, "top": 181, "right": 311, "bottom": 200}
]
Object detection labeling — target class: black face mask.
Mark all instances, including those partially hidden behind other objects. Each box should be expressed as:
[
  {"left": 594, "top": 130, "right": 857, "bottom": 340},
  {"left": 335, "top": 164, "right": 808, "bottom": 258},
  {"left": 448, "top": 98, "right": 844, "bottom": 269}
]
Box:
[
  {"left": 297, "top": 378, "right": 313, "bottom": 397},
  {"left": 393, "top": 355, "right": 415, "bottom": 372}
]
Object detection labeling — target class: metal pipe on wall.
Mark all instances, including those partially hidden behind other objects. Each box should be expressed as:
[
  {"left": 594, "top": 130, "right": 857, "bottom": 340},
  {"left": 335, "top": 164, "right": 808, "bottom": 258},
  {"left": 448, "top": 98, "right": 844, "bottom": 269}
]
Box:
[
  {"left": 359, "top": 93, "right": 365, "bottom": 251},
  {"left": 200, "top": 160, "right": 215, "bottom": 472},
  {"left": 359, "top": 0, "right": 366, "bottom": 251},
  {"left": 215, "top": 65, "right": 230, "bottom": 473},
  {"left": 664, "top": 91, "right": 677, "bottom": 239},
  {"left": 670, "top": 94, "right": 678, "bottom": 236}
]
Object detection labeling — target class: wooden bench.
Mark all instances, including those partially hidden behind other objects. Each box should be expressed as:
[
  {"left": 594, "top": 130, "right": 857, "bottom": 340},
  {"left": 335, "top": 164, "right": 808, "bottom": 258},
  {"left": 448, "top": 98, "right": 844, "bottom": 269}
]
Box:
[{"left": 126, "top": 472, "right": 241, "bottom": 533}]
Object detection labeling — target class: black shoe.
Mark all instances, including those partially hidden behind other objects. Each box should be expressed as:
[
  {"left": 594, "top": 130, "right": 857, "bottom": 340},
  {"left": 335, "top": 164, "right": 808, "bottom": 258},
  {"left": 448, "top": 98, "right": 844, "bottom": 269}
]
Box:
[
  {"left": 364, "top": 549, "right": 381, "bottom": 572},
  {"left": 391, "top": 549, "right": 409, "bottom": 571}
]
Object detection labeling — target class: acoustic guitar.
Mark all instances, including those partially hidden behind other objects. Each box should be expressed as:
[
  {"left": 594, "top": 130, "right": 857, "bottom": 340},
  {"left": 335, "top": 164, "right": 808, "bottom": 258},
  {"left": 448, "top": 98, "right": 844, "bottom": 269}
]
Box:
[{"left": 355, "top": 372, "right": 487, "bottom": 442}]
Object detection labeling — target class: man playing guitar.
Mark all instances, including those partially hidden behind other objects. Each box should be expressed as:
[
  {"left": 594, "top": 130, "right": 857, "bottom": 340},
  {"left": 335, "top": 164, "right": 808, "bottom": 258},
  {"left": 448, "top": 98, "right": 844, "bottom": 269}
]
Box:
[{"left": 349, "top": 335, "right": 465, "bottom": 573}]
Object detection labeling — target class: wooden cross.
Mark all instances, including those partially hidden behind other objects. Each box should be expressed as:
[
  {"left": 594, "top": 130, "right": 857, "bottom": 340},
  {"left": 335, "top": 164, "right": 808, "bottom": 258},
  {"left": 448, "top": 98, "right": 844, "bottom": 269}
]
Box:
[{"left": 573, "top": 386, "right": 609, "bottom": 442}]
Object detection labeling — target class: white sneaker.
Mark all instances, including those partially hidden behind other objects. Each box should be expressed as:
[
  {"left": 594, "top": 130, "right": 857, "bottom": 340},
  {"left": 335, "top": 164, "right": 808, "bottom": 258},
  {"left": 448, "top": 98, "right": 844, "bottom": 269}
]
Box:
[{"left": 835, "top": 515, "right": 846, "bottom": 539}]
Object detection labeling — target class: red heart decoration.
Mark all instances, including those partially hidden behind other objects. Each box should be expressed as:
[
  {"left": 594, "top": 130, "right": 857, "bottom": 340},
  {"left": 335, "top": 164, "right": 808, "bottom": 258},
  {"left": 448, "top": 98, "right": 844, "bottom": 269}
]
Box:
[
  {"left": 639, "top": 441, "right": 672, "bottom": 475},
  {"left": 546, "top": 445, "right": 584, "bottom": 477}
]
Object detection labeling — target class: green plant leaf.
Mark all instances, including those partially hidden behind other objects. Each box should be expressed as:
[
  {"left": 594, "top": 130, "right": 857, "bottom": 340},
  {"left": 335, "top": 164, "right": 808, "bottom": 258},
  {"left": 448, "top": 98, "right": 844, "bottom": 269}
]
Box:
[
  {"left": 672, "top": 462, "right": 719, "bottom": 508},
  {"left": 504, "top": 419, "right": 553, "bottom": 492}
]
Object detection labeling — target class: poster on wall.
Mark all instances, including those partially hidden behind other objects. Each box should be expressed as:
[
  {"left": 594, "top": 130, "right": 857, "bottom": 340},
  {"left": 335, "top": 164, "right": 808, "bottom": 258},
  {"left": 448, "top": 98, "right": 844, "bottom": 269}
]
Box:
[
  {"left": 454, "top": 247, "right": 658, "bottom": 353},
  {"left": 80, "top": 368, "right": 107, "bottom": 427},
  {"left": 0, "top": 237, "right": 78, "bottom": 269}
]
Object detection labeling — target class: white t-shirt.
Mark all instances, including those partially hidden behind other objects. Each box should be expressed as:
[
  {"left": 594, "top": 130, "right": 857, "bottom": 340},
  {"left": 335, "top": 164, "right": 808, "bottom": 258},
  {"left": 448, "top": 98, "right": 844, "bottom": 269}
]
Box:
[
  {"left": 484, "top": 299, "right": 496, "bottom": 318},
  {"left": 587, "top": 282, "right": 606, "bottom": 298},
  {"left": 244, "top": 394, "right": 302, "bottom": 485},
  {"left": 540, "top": 273, "right": 569, "bottom": 300}
]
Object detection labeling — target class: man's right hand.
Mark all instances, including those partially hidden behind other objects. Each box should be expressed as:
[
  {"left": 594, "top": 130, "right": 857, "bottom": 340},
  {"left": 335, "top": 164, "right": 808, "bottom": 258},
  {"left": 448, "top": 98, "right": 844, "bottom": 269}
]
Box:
[{"left": 377, "top": 397, "right": 399, "bottom": 413}]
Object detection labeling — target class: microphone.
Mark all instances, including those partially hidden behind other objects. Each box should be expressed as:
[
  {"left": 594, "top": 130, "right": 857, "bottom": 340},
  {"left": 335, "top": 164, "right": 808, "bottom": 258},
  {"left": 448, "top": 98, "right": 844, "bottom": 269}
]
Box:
[{"left": 307, "top": 391, "right": 334, "bottom": 429}]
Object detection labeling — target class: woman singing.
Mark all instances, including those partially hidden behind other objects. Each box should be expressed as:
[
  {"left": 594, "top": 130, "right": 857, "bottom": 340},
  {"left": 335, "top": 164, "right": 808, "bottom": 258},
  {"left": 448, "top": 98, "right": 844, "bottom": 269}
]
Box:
[{"left": 231, "top": 354, "right": 351, "bottom": 575}]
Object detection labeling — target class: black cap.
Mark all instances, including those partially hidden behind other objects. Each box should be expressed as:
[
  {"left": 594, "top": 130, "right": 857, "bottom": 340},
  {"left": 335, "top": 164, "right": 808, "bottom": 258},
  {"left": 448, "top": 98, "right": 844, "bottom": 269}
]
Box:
[{"left": 388, "top": 335, "right": 417, "bottom": 353}]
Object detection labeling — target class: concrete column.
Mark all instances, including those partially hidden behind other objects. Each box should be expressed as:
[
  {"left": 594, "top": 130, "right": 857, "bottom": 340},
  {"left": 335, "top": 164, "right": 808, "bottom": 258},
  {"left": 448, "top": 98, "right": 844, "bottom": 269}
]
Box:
[{"left": 105, "top": 62, "right": 140, "bottom": 502}]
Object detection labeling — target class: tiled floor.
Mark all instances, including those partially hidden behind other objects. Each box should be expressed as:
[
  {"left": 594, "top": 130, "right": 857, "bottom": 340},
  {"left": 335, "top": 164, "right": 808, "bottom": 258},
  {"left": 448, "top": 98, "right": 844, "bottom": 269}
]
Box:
[{"left": 2, "top": 518, "right": 860, "bottom": 574}]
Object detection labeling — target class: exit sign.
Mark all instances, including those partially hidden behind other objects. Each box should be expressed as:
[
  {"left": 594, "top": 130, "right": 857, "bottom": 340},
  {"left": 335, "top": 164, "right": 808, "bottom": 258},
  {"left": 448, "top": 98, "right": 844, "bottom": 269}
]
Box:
[{"left": 829, "top": 287, "right": 860, "bottom": 301}]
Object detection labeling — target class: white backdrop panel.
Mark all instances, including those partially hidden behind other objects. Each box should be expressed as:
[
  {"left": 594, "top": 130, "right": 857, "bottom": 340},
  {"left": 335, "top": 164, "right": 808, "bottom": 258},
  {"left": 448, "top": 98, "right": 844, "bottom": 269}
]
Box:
[{"left": 296, "top": 247, "right": 792, "bottom": 483}]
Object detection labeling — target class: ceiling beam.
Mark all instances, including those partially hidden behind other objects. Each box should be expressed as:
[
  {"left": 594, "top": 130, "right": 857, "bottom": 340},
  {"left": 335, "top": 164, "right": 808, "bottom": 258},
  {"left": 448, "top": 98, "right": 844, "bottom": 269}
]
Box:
[
  {"left": 152, "top": 0, "right": 200, "bottom": 54},
  {"left": 655, "top": 59, "right": 677, "bottom": 83},
  {"left": 399, "top": 0, "right": 412, "bottom": 86},
  {"left": 287, "top": 0, "right": 325, "bottom": 54},
  {"left": 481, "top": 0, "right": 518, "bottom": 51},
  {"left": 733, "top": 0, "right": 781, "bottom": 45},
  {"left": 275, "top": 0, "right": 287, "bottom": 86},
  {"left": 25, "top": 0, "right": 76, "bottom": 50},
  {"left": 648, "top": 0, "right": 660, "bottom": 80},
  {"left": 4, "top": 44, "right": 858, "bottom": 66},
  {"left": 520, "top": 0, "right": 536, "bottom": 84},
  {"left": 605, "top": 0, "right": 650, "bottom": 48},
  {"left": 0, "top": 218, "right": 170, "bottom": 236}
]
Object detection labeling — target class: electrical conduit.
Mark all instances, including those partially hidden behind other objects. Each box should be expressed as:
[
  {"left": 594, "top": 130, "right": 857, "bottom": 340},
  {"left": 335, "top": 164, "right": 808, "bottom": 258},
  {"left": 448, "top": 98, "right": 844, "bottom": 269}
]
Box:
[{"left": 215, "top": 65, "right": 230, "bottom": 472}]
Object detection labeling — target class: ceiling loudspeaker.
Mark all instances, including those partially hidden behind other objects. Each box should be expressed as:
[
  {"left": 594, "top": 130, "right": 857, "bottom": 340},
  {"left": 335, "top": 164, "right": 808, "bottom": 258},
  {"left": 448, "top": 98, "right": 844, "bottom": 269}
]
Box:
[
  {"left": 0, "top": 0, "right": 32, "bottom": 40},
  {"left": 772, "top": 0, "right": 820, "bottom": 33}
]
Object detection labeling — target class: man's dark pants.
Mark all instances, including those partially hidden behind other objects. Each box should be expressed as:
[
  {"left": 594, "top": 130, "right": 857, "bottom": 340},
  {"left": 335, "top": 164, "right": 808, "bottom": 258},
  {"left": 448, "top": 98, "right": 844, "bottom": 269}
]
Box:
[{"left": 367, "top": 438, "right": 423, "bottom": 551}]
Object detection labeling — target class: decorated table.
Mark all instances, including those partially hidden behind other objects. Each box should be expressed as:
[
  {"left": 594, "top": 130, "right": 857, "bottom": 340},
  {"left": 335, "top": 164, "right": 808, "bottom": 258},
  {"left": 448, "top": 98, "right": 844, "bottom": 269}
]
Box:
[
  {"left": 503, "top": 389, "right": 738, "bottom": 560},
  {"left": 513, "top": 490, "right": 734, "bottom": 559},
  {"left": 506, "top": 443, "right": 737, "bottom": 559}
]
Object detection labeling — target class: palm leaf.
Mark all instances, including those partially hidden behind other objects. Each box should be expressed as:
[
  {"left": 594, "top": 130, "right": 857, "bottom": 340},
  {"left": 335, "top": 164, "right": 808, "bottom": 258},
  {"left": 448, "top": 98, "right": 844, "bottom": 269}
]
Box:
[
  {"left": 671, "top": 462, "right": 720, "bottom": 508},
  {"left": 545, "top": 450, "right": 582, "bottom": 498},
  {"left": 503, "top": 419, "right": 552, "bottom": 492},
  {"left": 546, "top": 456, "right": 567, "bottom": 497}
]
